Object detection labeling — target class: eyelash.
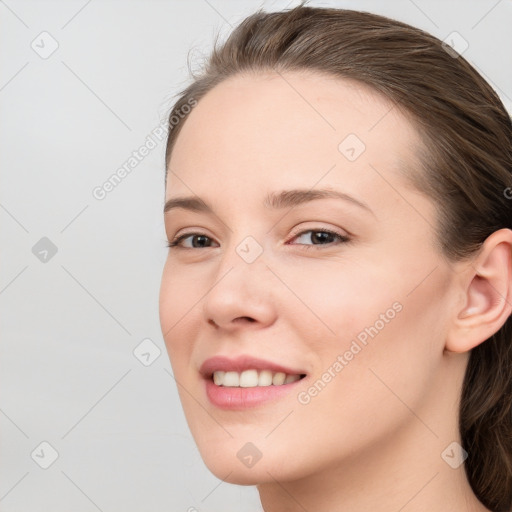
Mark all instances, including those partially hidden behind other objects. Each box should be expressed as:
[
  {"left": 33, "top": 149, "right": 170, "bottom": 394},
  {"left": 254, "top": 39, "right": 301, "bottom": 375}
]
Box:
[{"left": 166, "top": 228, "right": 350, "bottom": 251}]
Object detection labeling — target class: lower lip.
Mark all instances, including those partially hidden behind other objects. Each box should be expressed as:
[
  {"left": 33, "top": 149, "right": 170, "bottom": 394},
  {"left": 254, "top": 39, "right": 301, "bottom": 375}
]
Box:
[{"left": 204, "top": 377, "right": 305, "bottom": 410}]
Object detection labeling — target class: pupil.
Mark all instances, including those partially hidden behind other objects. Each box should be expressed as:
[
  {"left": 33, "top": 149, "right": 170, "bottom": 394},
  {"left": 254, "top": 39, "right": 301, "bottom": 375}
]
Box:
[
  {"left": 313, "top": 232, "right": 332, "bottom": 244},
  {"left": 193, "top": 235, "right": 209, "bottom": 248}
]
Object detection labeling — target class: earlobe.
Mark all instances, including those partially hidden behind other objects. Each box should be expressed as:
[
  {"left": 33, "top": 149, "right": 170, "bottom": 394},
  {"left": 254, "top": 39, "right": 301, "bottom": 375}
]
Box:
[{"left": 445, "top": 228, "right": 512, "bottom": 353}]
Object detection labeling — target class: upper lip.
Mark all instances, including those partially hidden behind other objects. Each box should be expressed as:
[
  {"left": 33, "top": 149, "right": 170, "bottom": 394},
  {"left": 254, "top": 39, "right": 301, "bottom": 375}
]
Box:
[{"left": 199, "top": 355, "right": 307, "bottom": 378}]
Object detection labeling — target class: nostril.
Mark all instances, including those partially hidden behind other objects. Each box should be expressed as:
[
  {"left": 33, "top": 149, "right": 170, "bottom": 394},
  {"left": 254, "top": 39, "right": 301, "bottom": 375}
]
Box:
[{"left": 234, "top": 316, "right": 256, "bottom": 323}]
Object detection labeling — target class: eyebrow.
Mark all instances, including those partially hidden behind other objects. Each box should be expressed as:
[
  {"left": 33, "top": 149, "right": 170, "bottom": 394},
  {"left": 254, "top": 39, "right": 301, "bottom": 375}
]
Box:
[{"left": 163, "top": 188, "right": 374, "bottom": 217}]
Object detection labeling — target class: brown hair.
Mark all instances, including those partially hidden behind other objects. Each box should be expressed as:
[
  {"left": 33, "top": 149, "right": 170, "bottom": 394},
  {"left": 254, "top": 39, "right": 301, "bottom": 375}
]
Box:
[{"left": 164, "top": 3, "right": 512, "bottom": 510}]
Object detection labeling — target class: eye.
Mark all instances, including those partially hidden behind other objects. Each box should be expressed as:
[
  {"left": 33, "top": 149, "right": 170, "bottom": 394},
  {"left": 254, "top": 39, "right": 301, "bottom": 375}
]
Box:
[
  {"left": 167, "top": 232, "right": 218, "bottom": 249},
  {"left": 288, "top": 228, "right": 350, "bottom": 249}
]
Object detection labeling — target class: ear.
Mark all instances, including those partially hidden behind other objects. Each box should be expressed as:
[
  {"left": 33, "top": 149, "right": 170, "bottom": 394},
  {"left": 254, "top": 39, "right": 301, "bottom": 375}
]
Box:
[{"left": 445, "top": 228, "right": 512, "bottom": 353}]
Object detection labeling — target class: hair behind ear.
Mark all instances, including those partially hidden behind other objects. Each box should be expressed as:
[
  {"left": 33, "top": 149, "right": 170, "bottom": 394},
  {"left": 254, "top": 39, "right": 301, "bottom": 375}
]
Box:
[{"left": 459, "top": 319, "right": 512, "bottom": 511}]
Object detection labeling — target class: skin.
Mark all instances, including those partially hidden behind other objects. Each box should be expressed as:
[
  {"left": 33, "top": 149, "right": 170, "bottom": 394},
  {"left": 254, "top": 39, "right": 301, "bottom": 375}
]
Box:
[{"left": 159, "top": 70, "right": 512, "bottom": 512}]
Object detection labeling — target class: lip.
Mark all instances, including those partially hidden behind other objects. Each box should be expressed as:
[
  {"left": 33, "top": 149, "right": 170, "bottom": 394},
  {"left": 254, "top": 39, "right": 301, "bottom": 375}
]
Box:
[
  {"left": 199, "top": 355, "right": 306, "bottom": 378},
  {"left": 199, "top": 355, "right": 307, "bottom": 411}
]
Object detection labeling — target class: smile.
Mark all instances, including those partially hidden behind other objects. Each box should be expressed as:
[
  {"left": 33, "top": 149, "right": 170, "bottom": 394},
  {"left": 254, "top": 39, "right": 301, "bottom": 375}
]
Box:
[{"left": 213, "top": 369, "right": 305, "bottom": 387}]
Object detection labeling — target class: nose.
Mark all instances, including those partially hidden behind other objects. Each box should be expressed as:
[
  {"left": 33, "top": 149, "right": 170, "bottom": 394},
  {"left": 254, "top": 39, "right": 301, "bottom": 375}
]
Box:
[{"left": 201, "top": 251, "right": 278, "bottom": 332}]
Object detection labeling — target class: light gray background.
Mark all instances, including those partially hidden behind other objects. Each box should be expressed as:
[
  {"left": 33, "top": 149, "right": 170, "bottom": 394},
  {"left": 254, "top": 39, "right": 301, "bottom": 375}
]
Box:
[{"left": 1, "top": 1, "right": 511, "bottom": 511}]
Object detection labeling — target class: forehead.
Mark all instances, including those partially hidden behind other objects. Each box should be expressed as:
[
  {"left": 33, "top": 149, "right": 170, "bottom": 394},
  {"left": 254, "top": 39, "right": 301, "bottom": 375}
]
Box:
[{"left": 166, "top": 71, "right": 421, "bottom": 206}]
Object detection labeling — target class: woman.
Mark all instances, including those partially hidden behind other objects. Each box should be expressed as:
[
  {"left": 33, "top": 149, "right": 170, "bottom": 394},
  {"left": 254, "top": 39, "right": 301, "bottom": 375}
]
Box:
[{"left": 159, "top": 3, "right": 512, "bottom": 511}]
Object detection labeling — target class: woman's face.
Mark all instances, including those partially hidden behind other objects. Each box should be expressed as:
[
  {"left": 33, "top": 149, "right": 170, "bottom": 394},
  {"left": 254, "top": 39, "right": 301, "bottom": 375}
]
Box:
[{"left": 159, "top": 71, "right": 459, "bottom": 484}]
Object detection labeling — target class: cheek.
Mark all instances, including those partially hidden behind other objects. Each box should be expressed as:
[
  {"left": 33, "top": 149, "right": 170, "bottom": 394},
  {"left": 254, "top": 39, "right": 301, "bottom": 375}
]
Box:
[
  {"left": 159, "top": 260, "right": 176, "bottom": 330},
  {"left": 277, "top": 259, "right": 400, "bottom": 349},
  {"left": 159, "top": 259, "right": 202, "bottom": 335},
  {"left": 283, "top": 261, "right": 439, "bottom": 424},
  {"left": 159, "top": 261, "right": 199, "bottom": 374}
]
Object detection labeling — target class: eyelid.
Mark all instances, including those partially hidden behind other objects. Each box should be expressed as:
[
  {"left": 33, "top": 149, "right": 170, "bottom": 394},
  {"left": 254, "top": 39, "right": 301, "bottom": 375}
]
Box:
[
  {"left": 167, "top": 230, "right": 219, "bottom": 249},
  {"left": 287, "top": 223, "right": 350, "bottom": 241},
  {"left": 287, "top": 227, "right": 350, "bottom": 251}
]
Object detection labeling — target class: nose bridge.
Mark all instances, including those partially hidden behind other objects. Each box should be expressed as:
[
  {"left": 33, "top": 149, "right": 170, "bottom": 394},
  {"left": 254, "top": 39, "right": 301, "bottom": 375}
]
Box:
[
  {"left": 201, "top": 232, "right": 276, "bottom": 327},
  {"left": 213, "top": 232, "right": 270, "bottom": 297},
  {"left": 213, "top": 216, "right": 269, "bottom": 271},
  {"left": 233, "top": 233, "right": 266, "bottom": 266}
]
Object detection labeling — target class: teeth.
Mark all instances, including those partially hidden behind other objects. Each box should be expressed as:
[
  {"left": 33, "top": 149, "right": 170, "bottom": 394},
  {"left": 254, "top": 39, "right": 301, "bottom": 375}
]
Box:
[
  {"left": 213, "top": 371, "right": 225, "bottom": 386},
  {"left": 258, "top": 370, "right": 273, "bottom": 386},
  {"left": 272, "top": 372, "right": 286, "bottom": 386},
  {"left": 223, "top": 371, "right": 240, "bottom": 387},
  {"left": 284, "top": 374, "right": 301, "bottom": 384},
  {"left": 212, "top": 369, "right": 303, "bottom": 387},
  {"left": 239, "top": 369, "right": 258, "bottom": 387}
]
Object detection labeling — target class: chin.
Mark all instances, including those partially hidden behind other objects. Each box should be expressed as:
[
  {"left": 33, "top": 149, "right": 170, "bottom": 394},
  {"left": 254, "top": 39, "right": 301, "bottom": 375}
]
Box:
[
  {"left": 201, "top": 456, "right": 281, "bottom": 485},
  {"left": 195, "top": 437, "right": 313, "bottom": 486}
]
